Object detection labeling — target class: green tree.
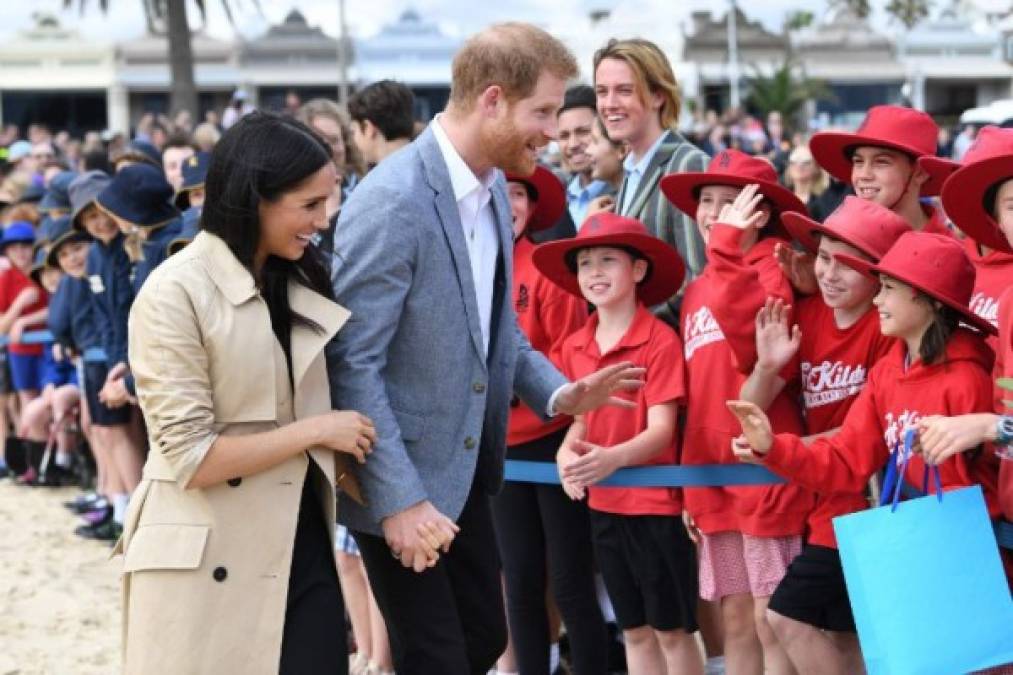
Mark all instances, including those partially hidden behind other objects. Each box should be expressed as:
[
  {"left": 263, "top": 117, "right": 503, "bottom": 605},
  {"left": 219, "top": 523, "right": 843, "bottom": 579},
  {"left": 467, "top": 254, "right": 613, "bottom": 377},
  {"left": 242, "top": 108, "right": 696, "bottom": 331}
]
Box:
[
  {"left": 827, "top": 0, "right": 872, "bottom": 18},
  {"left": 745, "top": 59, "right": 833, "bottom": 127},
  {"left": 65, "top": 0, "right": 257, "bottom": 120},
  {"left": 885, "top": 0, "right": 933, "bottom": 29}
]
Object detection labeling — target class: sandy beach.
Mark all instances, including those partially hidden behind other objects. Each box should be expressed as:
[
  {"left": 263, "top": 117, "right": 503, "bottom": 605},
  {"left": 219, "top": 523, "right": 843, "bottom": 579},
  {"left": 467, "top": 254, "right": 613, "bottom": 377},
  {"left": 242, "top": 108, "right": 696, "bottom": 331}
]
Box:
[{"left": 0, "top": 480, "right": 120, "bottom": 674}]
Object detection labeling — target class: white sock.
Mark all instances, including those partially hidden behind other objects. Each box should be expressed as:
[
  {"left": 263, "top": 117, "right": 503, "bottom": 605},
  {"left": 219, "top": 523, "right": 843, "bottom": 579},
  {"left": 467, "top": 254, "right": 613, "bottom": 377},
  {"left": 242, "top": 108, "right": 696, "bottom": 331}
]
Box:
[
  {"left": 55, "top": 450, "right": 72, "bottom": 468},
  {"left": 705, "top": 655, "right": 726, "bottom": 675},
  {"left": 112, "top": 493, "right": 130, "bottom": 524},
  {"left": 549, "top": 642, "right": 560, "bottom": 673}
]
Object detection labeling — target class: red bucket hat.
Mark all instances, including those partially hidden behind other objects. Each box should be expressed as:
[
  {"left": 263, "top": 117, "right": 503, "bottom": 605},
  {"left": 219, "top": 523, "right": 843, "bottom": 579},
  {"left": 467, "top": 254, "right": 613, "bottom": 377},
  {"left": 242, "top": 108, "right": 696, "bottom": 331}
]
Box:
[
  {"left": 835, "top": 231, "right": 997, "bottom": 336},
  {"left": 505, "top": 165, "right": 566, "bottom": 232},
  {"left": 659, "top": 149, "right": 807, "bottom": 221},
  {"left": 782, "top": 195, "right": 911, "bottom": 257},
  {"left": 938, "top": 126, "right": 1013, "bottom": 254},
  {"left": 810, "top": 105, "right": 946, "bottom": 196},
  {"left": 532, "top": 213, "right": 685, "bottom": 307}
]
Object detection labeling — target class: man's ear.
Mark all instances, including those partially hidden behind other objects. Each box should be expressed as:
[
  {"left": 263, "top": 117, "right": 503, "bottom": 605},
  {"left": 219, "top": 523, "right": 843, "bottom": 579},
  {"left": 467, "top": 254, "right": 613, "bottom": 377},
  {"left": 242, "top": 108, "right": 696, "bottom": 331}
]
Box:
[{"left": 477, "top": 85, "right": 506, "bottom": 119}]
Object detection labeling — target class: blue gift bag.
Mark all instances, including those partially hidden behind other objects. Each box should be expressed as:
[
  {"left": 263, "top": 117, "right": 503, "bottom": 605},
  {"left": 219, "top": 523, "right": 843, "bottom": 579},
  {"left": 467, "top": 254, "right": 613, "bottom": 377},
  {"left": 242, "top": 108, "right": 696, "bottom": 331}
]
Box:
[{"left": 833, "top": 431, "right": 1013, "bottom": 675}]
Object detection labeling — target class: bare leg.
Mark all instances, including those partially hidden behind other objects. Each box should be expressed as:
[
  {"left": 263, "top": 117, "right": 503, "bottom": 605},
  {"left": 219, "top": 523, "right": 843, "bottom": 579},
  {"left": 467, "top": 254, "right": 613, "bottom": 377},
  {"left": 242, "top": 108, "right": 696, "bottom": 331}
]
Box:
[
  {"left": 767, "top": 609, "right": 850, "bottom": 675},
  {"left": 106, "top": 423, "right": 142, "bottom": 492},
  {"left": 721, "top": 593, "right": 762, "bottom": 675},
  {"left": 336, "top": 549, "right": 372, "bottom": 668},
  {"left": 496, "top": 575, "right": 518, "bottom": 673},
  {"left": 367, "top": 583, "right": 393, "bottom": 671},
  {"left": 828, "top": 630, "right": 865, "bottom": 674},
  {"left": 624, "top": 625, "right": 667, "bottom": 675},
  {"left": 656, "top": 628, "right": 704, "bottom": 675},
  {"left": 754, "top": 595, "right": 797, "bottom": 674}
]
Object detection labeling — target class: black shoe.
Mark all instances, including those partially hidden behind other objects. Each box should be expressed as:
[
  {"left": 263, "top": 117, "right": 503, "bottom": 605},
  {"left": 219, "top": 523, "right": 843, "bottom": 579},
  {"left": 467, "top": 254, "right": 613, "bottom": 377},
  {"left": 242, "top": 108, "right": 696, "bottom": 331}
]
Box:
[
  {"left": 64, "top": 492, "right": 103, "bottom": 512},
  {"left": 33, "top": 463, "right": 78, "bottom": 488},
  {"left": 76, "top": 519, "right": 122, "bottom": 542},
  {"left": 0, "top": 466, "right": 9, "bottom": 479}
]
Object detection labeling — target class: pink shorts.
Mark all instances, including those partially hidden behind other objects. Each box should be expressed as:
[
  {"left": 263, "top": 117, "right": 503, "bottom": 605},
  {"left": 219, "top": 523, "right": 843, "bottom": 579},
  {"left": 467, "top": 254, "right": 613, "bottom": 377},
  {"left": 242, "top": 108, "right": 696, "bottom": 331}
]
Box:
[{"left": 698, "top": 531, "right": 802, "bottom": 601}]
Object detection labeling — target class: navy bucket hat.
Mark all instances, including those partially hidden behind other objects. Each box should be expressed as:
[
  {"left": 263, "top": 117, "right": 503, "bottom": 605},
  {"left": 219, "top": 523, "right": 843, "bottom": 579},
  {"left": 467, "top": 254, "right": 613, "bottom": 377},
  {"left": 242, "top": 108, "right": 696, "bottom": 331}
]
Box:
[
  {"left": 45, "top": 214, "right": 91, "bottom": 269},
  {"left": 69, "top": 171, "right": 113, "bottom": 231},
  {"left": 1, "top": 221, "right": 36, "bottom": 252},
  {"left": 113, "top": 139, "right": 162, "bottom": 170},
  {"left": 39, "top": 171, "right": 78, "bottom": 214},
  {"left": 175, "top": 151, "right": 210, "bottom": 209},
  {"left": 96, "top": 163, "right": 180, "bottom": 229}
]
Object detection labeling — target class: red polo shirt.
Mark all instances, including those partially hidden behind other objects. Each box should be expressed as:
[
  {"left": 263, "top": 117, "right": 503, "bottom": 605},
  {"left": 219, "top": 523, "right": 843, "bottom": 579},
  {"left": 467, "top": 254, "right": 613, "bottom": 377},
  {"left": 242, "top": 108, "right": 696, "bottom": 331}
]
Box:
[
  {"left": 996, "top": 287, "right": 1013, "bottom": 523},
  {"left": 507, "top": 236, "right": 588, "bottom": 447},
  {"left": 559, "top": 303, "right": 686, "bottom": 516},
  {"left": 0, "top": 267, "right": 47, "bottom": 356}
]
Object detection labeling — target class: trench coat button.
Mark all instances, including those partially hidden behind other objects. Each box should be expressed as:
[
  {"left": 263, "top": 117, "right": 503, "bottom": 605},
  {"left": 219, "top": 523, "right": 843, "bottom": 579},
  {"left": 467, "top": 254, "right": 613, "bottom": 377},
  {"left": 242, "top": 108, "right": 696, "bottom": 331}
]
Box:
[
  {"left": 463, "top": 436, "right": 477, "bottom": 450},
  {"left": 213, "top": 566, "right": 227, "bottom": 582},
  {"left": 472, "top": 382, "right": 486, "bottom": 394},
  {"left": 227, "top": 477, "right": 242, "bottom": 487}
]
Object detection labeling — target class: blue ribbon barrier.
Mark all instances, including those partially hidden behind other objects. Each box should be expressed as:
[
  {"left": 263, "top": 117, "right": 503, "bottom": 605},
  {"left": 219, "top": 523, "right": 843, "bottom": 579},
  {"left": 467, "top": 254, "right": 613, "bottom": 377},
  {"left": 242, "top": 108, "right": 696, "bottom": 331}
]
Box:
[
  {"left": 0, "top": 330, "right": 53, "bottom": 347},
  {"left": 504, "top": 459, "right": 784, "bottom": 487},
  {"left": 505, "top": 459, "right": 1013, "bottom": 550}
]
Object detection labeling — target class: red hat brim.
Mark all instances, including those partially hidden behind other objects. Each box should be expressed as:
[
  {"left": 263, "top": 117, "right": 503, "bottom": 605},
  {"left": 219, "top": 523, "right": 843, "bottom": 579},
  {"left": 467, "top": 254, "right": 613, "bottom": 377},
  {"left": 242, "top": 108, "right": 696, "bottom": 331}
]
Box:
[
  {"left": 532, "top": 231, "right": 685, "bottom": 307},
  {"left": 940, "top": 157, "right": 1013, "bottom": 254},
  {"left": 833, "top": 252, "right": 998, "bottom": 336},
  {"left": 918, "top": 156, "right": 960, "bottom": 198},
  {"left": 810, "top": 132, "right": 937, "bottom": 195},
  {"left": 779, "top": 211, "right": 822, "bottom": 254},
  {"left": 505, "top": 166, "right": 566, "bottom": 232},
  {"left": 660, "top": 172, "right": 808, "bottom": 222}
]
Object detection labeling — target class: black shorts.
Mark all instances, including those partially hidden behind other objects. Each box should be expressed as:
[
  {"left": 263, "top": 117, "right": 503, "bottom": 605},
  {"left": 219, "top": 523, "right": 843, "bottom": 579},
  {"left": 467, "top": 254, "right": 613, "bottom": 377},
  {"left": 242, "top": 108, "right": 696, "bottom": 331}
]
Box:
[
  {"left": 0, "top": 349, "right": 11, "bottom": 395},
  {"left": 768, "top": 544, "right": 856, "bottom": 633},
  {"left": 83, "top": 361, "right": 131, "bottom": 426},
  {"left": 590, "top": 510, "right": 698, "bottom": 632}
]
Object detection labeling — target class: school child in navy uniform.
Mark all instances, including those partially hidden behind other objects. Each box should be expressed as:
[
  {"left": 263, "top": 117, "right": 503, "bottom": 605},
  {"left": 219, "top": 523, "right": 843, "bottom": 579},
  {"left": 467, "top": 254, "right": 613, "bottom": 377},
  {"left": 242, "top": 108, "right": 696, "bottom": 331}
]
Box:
[{"left": 68, "top": 170, "right": 142, "bottom": 541}]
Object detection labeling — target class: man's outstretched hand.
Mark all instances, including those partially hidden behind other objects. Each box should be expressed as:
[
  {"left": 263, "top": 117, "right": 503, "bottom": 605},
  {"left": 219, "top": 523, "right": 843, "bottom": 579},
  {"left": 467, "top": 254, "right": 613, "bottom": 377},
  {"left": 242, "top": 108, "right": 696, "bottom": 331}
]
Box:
[{"left": 552, "top": 361, "right": 645, "bottom": 416}]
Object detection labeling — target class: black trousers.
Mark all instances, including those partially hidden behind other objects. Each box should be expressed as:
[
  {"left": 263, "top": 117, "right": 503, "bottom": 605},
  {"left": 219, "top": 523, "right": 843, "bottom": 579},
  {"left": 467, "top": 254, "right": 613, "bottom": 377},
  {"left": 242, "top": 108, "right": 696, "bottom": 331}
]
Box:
[
  {"left": 492, "top": 431, "right": 608, "bottom": 675},
  {"left": 280, "top": 469, "right": 348, "bottom": 675},
  {"left": 353, "top": 481, "right": 507, "bottom": 675}
]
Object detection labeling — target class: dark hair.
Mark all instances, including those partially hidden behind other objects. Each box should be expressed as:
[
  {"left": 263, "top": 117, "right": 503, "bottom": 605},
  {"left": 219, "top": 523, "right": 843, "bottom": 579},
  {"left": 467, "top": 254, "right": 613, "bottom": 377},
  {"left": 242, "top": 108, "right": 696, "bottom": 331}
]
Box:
[
  {"left": 163, "top": 132, "right": 197, "bottom": 152},
  {"left": 82, "top": 150, "right": 113, "bottom": 174},
  {"left": 918, "top": 295, "right": 961, "bottom": 365},
  {"left": 201, "top": 112, "right": 334, "bottom": 380},
  {"left": 983, "top": 177, "right": 1013, "bottom": 220},
  {"left": 347, "top": 80, "right": 415, "bottom": 142},
  {"left": 593, "top": 114, "right": 622, "bottom": 147},
  {"left": 559, "top": 85, "right": 596, "bottom": 116}
]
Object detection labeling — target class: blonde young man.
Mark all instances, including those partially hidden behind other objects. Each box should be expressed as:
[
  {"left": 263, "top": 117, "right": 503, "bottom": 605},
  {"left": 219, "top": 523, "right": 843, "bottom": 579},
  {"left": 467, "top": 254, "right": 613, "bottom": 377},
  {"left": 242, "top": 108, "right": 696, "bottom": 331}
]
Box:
[
  {"left": 330, "top": 23, "right": 645, "bottom": 675},
  {"left": 594, "top": 38, "right": 710, "bottom": 324}
]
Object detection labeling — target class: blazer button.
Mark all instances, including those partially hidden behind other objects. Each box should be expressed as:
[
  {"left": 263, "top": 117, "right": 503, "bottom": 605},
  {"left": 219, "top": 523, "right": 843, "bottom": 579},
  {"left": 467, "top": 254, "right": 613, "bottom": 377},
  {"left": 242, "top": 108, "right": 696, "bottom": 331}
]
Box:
[
  {"left": 473, "top": 382, "right": 486, "bottom": 394},
  {"left": 463, "top": 436, "right": 477, "bottom": 450},
  {"left": 213, "top": 566, "right": 227, "bottom": 582},
  {"left": 227, "top": 477, "right": 242, "bottom": 487}
]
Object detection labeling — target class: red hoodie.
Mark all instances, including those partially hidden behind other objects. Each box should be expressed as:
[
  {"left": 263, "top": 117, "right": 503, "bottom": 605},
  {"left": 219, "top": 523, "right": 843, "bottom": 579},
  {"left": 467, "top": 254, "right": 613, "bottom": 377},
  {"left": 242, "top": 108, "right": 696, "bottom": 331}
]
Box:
[
  {"left": 793, "top": 296, "right": 896, "bottom": 546},
  {"left": 996, "top": 287, "right": 1013, "bottom": 523},
  {"left": 763, "top": 329, "right": 1001, "bottom": 548},
  {"left": 964, "top": 237, "right": 1013, "bottom": 352},
  {"left": 681, "top": 223, "right": 812, "bottom": 537},
  {"left": 507, "top": 236, "right": 588, "bottom": 446}
]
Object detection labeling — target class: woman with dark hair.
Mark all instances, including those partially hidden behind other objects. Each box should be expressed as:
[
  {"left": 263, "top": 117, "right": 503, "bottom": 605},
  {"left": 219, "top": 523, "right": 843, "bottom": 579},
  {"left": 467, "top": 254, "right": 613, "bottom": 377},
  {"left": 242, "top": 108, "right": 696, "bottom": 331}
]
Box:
[{"left": 117, "top": 112, "right": 376, "bottom": 675}]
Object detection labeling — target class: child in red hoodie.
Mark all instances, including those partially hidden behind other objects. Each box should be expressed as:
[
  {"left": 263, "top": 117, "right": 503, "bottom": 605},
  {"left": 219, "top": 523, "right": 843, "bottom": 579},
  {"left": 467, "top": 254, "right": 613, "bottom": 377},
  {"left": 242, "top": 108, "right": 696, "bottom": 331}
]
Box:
[
  {"left": 659, "top": 150, "right": 812, "bottom": 675},
  {"left": 534, "top": 213, "right": 702, "bottom": 675},
  {"left": 493, "top": 166, "right": 603, "bottom": 675},
  {"left": 917, "top": 125, "right": 1013, "bottom": 585},
  {"left": 728, "top": 233, "right": 1002, "bottom": 675},
  {"left": 738, "top": 197, "right": 908, "bottom": 673}
]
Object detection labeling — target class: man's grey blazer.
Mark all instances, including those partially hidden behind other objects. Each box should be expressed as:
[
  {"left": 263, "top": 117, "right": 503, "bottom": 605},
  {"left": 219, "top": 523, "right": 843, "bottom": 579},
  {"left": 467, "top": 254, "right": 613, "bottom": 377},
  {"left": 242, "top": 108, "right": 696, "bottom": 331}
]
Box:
[{"left": 328, "top": 125, "right": 568, "bottom": 536}]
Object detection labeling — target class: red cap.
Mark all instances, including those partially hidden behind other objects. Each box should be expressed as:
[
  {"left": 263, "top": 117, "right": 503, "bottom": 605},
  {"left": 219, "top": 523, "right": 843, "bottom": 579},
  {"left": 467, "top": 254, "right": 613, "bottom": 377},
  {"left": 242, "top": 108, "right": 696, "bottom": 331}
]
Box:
[
  {"left": 504, "top": 165, "right": 566, "bottom": 232},
  {"left": 532, "top": 212, "right": 685, "bottom": 306},
  {"left": 834, "top": 231, "right": 996, "bottom": 336},
  {"left": 810, "top": 105, "right": 944, "bottom": 195},
  {"left": 782, "top": 196, "right": 911, "bottom": 257},
  {"left": 939, "top": 126, "right": 1013, "bottom": 254},
  {"left": 659, "top": 149, "right": 808, "bottom": 220}
]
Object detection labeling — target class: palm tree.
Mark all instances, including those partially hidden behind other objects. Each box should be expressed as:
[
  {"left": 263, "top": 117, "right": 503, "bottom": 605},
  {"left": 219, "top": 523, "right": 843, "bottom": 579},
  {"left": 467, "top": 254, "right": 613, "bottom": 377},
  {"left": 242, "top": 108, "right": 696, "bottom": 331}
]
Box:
[
  {"left": 885, "top": 0, "right": 933, "bottom": 29},
  {"left": 745, "top": 59, "right": 833, "bottom": 128},
  {"left": 64, "top": 0, "right": 256, "bottom": 121}
]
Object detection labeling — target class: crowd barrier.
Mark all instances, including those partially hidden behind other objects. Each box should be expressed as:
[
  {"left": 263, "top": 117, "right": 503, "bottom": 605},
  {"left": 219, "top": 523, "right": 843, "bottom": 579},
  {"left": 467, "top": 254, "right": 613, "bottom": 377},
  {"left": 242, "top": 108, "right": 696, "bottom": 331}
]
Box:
[
  {"left": 0, "top": 330, "right": 106, "bottom": 362},
  {"left": 505, "top": 460, "right": 1013, "bottom": 550}
]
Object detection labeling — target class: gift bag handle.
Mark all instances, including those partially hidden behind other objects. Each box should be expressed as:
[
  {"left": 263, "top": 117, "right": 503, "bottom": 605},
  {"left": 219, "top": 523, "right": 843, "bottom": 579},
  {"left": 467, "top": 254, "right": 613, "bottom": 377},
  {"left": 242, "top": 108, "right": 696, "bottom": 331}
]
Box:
[{"left": 889, "top": 428, "right": 944, "bottom": 513}]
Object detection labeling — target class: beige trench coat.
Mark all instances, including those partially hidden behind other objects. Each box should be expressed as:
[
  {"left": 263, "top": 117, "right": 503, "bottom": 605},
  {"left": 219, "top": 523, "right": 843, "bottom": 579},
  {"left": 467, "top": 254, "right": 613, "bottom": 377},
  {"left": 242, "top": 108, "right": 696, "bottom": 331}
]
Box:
[{"left": 115, "top": 231, "right": 362, "bottom": 674}]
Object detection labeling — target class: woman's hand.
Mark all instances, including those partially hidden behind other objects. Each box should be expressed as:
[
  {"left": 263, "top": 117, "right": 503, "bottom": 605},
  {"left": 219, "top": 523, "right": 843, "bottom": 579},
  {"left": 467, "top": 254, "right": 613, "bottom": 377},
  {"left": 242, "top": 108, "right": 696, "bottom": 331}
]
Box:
[
  {"left": 725, "top": 400, "right": 774, "bottom": 455},
  {"left": 716, "top": 183, "right": 766, "bottom": 231},
  {"left": 311, "top": 411, "right": 376, "bottom": 464},
  {"left": 755, "top": 297, "right": 800, "bottom": 374}
]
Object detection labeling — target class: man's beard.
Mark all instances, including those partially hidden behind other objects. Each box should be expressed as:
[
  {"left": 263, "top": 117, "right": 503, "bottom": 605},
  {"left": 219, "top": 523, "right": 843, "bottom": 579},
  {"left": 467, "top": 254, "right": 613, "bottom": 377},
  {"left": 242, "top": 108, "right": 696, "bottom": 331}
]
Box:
[{"left": 483, "top": 116, "right": 539, "bottom": 176}]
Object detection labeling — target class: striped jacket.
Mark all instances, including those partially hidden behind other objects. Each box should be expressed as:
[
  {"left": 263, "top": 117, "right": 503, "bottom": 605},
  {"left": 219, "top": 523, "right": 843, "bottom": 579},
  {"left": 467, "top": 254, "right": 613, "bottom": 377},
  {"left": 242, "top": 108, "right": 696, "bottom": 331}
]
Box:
[{"left": 616, "top": 129, "right": 710, "bottom": 326}]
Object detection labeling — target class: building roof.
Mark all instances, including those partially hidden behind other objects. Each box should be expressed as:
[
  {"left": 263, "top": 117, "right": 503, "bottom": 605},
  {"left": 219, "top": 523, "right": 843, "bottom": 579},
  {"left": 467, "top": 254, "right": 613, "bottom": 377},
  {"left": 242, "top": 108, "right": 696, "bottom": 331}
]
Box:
[
  {"left": 243, "top": 9, "right": 342, "bottom": 61},
  {"left": 353, "top": 9, "right": 461, "bottom": 86}
]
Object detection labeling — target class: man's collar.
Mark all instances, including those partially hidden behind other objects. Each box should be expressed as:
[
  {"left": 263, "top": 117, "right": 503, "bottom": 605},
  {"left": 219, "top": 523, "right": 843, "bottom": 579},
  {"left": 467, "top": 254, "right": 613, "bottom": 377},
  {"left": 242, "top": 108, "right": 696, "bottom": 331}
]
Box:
[
  {"left": 567, "top": 175, "right": 608, "bottom": 199},
  {"left": 432, "top": 114, "right": 497, "bottom": 202},
  {"left": 623, "top": 129, "right": 671, "bottom": 176}
]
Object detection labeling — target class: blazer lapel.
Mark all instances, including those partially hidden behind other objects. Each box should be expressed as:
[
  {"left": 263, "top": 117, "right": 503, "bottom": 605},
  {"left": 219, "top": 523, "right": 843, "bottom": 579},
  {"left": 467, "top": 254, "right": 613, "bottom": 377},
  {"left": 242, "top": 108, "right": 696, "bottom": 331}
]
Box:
[{"left": 420, "top": 127, "right": 488, "bottom": 364}]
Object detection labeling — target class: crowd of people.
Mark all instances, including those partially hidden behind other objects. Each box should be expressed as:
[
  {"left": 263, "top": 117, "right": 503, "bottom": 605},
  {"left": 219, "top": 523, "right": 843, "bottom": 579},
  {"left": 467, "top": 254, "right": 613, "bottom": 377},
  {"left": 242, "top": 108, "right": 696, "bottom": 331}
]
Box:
[{"left": 0, "top": 21, "right": 1010, "bottom": 675}]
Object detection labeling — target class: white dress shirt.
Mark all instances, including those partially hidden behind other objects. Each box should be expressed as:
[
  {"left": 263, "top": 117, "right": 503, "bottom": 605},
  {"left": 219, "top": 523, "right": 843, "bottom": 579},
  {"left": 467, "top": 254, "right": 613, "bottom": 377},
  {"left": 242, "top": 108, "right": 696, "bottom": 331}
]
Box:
[
  {"left": 621, "top": 130, "right": 669, "bottom": 213},
  {"left": 431, "top": 116, "right": 499, "bottom": 356}
]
